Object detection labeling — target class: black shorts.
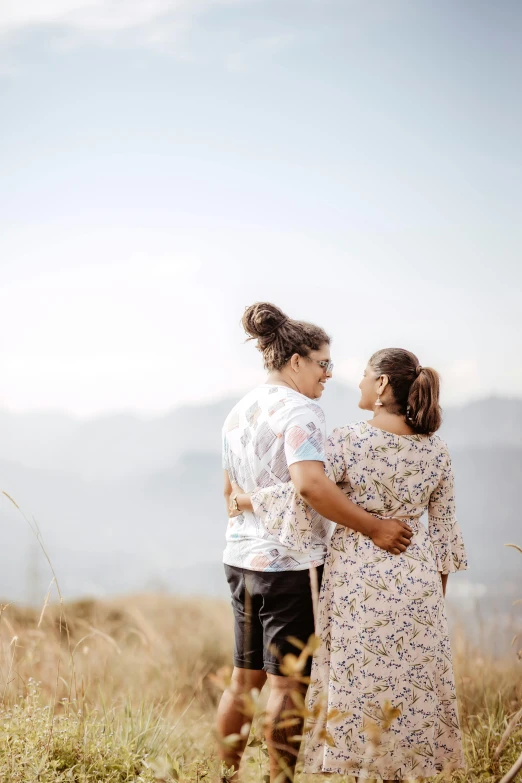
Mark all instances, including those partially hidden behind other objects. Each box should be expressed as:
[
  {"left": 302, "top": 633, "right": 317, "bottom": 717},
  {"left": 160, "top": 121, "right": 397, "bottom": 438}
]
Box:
[{"left": 224, "top": 563, "right": 324, "bottom": 677}]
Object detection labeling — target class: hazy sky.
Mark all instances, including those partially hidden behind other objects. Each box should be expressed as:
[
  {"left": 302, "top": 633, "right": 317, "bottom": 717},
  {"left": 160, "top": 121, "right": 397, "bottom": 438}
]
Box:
[{"left": 1, "top": 0, "right": 521, "bottom": 416}]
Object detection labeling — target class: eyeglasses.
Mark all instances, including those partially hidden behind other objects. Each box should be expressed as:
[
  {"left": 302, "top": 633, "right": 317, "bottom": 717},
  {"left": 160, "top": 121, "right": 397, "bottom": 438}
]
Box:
[{"left": 310, "top": 358, "right": 334, "bottom": 374}]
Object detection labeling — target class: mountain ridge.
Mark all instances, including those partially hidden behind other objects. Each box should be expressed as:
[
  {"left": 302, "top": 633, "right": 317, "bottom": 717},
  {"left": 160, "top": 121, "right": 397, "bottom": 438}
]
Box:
[
  {"left": 1, "top": 385, "right": 520, "bottom": 480},
  {"left": 0, "top": 388, "right": 520, "bottom": 605}
]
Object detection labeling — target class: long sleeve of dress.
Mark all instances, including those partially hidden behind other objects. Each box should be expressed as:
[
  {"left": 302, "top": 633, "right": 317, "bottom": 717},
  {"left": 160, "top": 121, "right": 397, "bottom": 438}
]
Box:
[
  {"left": 428, "top": 451, "right": 468, "bottom": 574},
  {"left": 250, "top": 430, "right": 346, "bottom": 552}
]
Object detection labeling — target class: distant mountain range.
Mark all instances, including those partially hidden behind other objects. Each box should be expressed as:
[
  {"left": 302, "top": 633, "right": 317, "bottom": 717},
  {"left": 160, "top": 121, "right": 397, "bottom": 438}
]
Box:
[{"left": 0, "top": 384, "right": 521, "bottom": 614}]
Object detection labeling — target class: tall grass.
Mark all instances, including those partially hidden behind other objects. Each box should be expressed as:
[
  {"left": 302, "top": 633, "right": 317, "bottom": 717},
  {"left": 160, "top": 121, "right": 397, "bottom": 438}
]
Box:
[
  {"left": 1, "top": 494, "right": 520, "bottom": 781},
  {"left": 0, "top": 592, "right": 521, "bottom": 782},
  {"left": 0, "top": 594, "right": 231, "bottom": 782}
]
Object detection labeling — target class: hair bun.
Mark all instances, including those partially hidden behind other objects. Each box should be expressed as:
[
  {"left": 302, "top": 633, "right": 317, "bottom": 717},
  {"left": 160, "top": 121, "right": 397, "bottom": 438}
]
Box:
[{"left": 242, "top": 302, "right": 289, "bottom": 340}]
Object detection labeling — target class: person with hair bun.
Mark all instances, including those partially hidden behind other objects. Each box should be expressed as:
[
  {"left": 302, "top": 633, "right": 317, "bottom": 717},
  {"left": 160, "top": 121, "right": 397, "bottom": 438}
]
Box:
[
  {"left": 234, "top": 347, "right": 468, "bottom": 781},
  {"left": 217, "top": 305, "right": 414, "bottom": 783}
]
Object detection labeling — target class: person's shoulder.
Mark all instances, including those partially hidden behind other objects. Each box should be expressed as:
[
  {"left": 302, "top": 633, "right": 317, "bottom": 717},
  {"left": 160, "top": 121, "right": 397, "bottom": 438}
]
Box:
[
  {"left": 333, "top": 420, "right": 371, "bottom": 436},
  {"left": 350, "top": 420, "right": 373, "bottom": 434},
  {"left": 427, "top": 432, "right": 451, "bottom": 458},
  {"left": 327, "top": 421, "right": 368, "bottom": 442},
  {"left": 281, "top": 392, "right": 325, "bottom": 423},
  {"left": 223, "top": 386, "right": 264, "bottom": 426},
  {"left": 305, "top": 399, "right": 326, "bottom": 423}
]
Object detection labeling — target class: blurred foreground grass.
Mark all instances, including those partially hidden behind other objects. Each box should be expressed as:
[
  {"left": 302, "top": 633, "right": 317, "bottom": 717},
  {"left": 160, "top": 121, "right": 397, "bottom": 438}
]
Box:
[{"left": 0, "top": 593, "right": 521, "bottom": 782}]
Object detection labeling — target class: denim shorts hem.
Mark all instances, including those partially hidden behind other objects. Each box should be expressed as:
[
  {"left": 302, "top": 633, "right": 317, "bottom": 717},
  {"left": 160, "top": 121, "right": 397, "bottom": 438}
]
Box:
[
  {"left": 231, "top": 658, "right": 282, "bottom": 676},
  {"left": 232, "top": 657, "right": 264, "bottom": 671},
  {"left": 262, "top": 663, "right": 285, "bottom": 676}
]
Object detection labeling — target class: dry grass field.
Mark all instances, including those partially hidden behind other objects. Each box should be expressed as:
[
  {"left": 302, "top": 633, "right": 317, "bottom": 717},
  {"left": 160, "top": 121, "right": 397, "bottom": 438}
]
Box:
[
  {"left": 1, "top": 493, "right": 520, "bottom": 782},
  {"left": 0, "top": 587, "right": 521, "bottom": 783}
]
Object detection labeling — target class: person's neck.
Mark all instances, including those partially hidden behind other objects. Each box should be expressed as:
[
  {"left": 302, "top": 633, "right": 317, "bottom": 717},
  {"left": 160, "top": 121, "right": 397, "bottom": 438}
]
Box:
[
  {"left": 267, "top": 371, "right": 302, "bottom": 395},
  {"left": 371, "top": 409, "right": 414, "bottom": 435}
]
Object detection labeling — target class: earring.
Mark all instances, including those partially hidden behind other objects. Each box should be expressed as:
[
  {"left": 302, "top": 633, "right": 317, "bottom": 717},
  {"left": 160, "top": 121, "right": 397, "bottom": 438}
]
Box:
[{"left": 375, "top": 395, "right": 383, "bottom": 407}]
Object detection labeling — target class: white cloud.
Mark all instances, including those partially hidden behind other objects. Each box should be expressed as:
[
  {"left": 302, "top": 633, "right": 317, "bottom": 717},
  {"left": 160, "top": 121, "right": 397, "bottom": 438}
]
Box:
[
  {"left": 1, "top": 0, "right": 202, "bottom": 31},
  {"left": 0, "top": 0, "right": 241, "bottom": 47},
  {"left": 0, "top": 0, "right": 298, "bottom": 68}
]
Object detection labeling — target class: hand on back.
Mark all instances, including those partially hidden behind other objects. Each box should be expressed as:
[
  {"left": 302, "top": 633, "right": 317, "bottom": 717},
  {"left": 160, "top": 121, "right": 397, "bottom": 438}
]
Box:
[{"left": 371, "top": 519, "right": 413, "bottom": 554}]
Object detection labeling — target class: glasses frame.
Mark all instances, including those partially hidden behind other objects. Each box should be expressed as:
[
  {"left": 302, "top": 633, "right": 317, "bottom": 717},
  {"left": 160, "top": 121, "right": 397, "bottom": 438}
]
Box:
[{"left": 308, "top": 358, "right": 334, "bottom": 374}]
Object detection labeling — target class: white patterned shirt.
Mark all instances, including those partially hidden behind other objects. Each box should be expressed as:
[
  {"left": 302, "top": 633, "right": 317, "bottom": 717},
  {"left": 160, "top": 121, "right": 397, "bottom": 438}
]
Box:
[{"left": 222, "top": 384, "right": 330, "bottom": 571}]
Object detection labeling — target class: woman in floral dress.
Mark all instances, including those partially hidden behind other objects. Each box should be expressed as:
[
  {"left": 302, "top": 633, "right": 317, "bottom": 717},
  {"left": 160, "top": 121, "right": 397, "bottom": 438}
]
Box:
[{"left": 235, "top": 347, "right": 468, "bottom": 781}]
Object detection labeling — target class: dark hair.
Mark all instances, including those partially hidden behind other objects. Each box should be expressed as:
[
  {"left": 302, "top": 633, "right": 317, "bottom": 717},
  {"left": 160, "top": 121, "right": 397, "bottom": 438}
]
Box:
[
  {"left": 369, "top": 347, "right": 442, "bottom": 435},
  {"left": 242, "top": 302, "right": 330, "bottom": 371}
]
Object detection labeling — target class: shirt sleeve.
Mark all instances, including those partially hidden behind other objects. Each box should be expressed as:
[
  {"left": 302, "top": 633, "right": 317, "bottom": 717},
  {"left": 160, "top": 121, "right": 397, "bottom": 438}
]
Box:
[
  {"left": 283, "top": 402, "right": 326, "bottom": 466},
  {"left": 428, "top": 449, "right": 468, "bottom": 574}
]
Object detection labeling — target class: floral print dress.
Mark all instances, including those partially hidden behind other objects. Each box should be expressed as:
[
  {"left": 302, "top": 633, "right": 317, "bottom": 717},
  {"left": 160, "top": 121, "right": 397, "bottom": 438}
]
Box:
[{"left": 251, "top": 422, "right": 468, "bottom": 781}]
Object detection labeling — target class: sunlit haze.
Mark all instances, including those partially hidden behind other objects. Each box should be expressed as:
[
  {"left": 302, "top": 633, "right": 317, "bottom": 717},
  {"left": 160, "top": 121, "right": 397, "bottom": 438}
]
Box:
[{"left": 1, "top": 0, "right": 521, "bottom": 416}]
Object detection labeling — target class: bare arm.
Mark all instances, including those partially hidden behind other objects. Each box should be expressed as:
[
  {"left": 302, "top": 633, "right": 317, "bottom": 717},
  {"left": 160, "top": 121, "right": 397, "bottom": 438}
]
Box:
[
  {"left": 223, "top": 470, "right": 233, "bottom": 514},
  {"left": 289, "top": 462, "right": 412, "bottom": 552},
  {"left": 233, "top": 462, "right": 413, "bottom": 554},
  {"left": 289, "top": 461, "right": 376, "bottom": 535}
]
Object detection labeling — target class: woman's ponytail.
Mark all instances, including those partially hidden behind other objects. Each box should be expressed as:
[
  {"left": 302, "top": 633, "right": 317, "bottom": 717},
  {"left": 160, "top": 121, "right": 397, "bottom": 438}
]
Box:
[{"left": 406, "top": 367, "right": 442, "bottom": 435}]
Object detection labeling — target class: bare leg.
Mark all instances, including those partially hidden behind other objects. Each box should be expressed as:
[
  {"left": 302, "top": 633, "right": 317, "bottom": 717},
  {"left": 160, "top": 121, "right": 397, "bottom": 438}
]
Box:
[
  {"left": 216, "top": 667, "right": 267, "bottom": 777},
  {"left": 264, "top": 673, "right": 307, "bottom": 783}
]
